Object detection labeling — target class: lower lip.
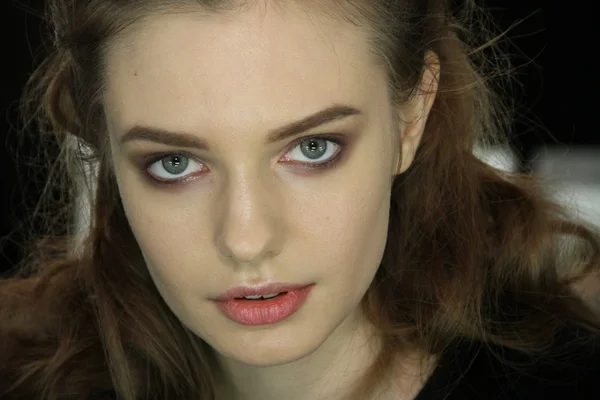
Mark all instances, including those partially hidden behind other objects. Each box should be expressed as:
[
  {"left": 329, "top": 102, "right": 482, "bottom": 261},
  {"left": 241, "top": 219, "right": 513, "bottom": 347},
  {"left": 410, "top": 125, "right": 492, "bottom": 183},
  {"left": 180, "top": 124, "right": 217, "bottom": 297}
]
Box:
[{"left": 215, "top": 285, "right": 314, "bottom": 326}]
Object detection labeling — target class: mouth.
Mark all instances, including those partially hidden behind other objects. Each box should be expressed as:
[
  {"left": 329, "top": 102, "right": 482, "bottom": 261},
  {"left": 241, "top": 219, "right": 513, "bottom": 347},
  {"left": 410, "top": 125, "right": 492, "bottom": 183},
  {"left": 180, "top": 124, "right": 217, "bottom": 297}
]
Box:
[
  {"left": 234, "top": 291, "right": 288, "bottom": 300},
  {"left": 215, "top": 282, "right": 311, "bottom": 301},
  {"left": 214, "top": 285, "right": 314, "bottom": 326}
]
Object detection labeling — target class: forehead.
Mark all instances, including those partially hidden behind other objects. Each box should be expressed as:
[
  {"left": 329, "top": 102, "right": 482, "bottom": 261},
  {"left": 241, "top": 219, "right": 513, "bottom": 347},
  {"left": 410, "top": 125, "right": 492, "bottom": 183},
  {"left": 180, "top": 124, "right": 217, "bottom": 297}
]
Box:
[{"left": 102, "top": 3, "right": 385, "bottom": 134}]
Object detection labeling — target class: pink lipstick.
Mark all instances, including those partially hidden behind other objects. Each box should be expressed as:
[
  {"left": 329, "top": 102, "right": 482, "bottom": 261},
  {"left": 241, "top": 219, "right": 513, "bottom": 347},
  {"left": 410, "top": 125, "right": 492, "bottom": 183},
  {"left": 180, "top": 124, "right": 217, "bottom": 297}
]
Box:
[{"left": 213, "top": 283, "right": 314, "bottom": 326}]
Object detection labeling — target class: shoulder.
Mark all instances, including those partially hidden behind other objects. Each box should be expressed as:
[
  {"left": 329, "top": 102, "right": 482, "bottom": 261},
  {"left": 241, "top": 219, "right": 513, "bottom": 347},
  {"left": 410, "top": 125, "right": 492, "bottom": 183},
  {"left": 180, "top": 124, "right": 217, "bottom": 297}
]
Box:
[{"left": 421, "top": 325, "right": 600, "bottom": 400}]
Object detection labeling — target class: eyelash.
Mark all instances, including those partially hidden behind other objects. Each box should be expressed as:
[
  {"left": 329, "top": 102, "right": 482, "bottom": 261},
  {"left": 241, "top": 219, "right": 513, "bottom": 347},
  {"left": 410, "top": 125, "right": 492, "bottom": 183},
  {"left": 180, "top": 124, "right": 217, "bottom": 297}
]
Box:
[{"left": 141, "top": 134, "right": 346, "bottom": 185}]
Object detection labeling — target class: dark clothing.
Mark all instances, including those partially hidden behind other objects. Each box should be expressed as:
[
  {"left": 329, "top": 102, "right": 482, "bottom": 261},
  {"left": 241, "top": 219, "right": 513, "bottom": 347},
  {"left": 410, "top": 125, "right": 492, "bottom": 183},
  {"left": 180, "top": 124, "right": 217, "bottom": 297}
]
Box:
[
  {"left": 87, "top": 326, "right": 600, "bottom": 399},
  {"left": 416, "top": 325, "right": 600, "bottom": 399}
]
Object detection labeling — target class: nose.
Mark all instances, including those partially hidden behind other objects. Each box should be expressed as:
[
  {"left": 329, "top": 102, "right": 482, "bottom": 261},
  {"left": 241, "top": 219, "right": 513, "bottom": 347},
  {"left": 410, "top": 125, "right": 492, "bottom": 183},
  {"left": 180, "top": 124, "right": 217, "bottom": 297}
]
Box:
[{"left": 215, "top": 170, "right": 284, "bottom": 265}]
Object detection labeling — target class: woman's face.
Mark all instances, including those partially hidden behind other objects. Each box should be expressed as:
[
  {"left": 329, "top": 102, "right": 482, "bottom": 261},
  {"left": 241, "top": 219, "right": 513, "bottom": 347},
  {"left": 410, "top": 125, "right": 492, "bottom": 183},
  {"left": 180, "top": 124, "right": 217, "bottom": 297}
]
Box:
[{"left": 103, "top": 2, "right": 428, "bottom": 366}]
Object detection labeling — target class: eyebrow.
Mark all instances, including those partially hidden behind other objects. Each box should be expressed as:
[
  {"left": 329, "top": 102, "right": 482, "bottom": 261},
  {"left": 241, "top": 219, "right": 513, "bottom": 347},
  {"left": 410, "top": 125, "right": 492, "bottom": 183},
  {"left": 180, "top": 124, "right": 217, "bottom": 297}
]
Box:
[{"left": 119, "top": 104, "right": 362, "bottom": 150}]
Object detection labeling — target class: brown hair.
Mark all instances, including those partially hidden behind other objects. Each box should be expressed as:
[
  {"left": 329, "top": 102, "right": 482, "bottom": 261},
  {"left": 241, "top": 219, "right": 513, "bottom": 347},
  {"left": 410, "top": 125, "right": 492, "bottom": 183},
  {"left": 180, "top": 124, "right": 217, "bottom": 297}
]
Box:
[{"left": 2, "top": 0, "right": 599, "bottom": 399}]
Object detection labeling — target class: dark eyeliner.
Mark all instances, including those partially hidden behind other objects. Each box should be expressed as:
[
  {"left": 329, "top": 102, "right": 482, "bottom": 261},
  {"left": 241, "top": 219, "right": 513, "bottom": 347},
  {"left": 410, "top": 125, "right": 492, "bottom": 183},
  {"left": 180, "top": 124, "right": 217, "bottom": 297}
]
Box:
[
  {"left": 139, "top": 151, "right": 205, "bottom": 186},
  {"left": 283, "top": 134, "right": 348, "bottom": 171},
  {"left": 141, "top": 151, "right": 191, "bottom": 169},
  {"left": 138, "top": 133, "right": 349, "bottom": 186}
]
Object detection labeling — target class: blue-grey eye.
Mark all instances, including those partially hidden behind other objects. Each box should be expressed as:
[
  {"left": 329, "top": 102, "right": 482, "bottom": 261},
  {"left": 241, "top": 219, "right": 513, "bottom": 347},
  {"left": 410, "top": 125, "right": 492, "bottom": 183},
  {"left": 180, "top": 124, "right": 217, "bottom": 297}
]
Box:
[
  {"left": 147, "top": 154, "right": 204, "bottom": 181},
  {"left": 161, "top": 154, "right": 189, "bottom": 175},
  {"left": 287, "top": 138, "right": 340, "bottom": 163},
  {"left": 300, "top": 138, "right": 328, "bottom": 159}
]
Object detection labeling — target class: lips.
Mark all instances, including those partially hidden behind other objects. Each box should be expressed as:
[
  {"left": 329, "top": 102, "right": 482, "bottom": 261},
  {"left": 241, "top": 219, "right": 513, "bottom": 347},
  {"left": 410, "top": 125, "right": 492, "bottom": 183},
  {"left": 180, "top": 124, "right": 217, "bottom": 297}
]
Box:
[
  {"left": 214, "top": 282, "right": 311, "bottom": 301},
  {"left": 212, "top": 283, "right": 315, "bottom": 326}
]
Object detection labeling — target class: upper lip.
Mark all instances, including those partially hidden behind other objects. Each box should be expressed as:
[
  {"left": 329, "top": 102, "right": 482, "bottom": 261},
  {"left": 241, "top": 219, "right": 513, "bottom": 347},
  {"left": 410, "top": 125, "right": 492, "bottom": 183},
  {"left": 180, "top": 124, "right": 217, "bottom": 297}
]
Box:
[{"left": 214, "top": 283, "right": 312, "bottom": 301}]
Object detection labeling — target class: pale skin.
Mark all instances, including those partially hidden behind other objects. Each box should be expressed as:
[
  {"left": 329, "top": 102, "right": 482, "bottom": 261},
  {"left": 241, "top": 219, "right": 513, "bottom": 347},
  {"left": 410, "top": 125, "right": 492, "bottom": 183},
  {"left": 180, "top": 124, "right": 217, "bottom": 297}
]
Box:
[{"left": 103, "top": 1, "right": 438, "bottom": 399}]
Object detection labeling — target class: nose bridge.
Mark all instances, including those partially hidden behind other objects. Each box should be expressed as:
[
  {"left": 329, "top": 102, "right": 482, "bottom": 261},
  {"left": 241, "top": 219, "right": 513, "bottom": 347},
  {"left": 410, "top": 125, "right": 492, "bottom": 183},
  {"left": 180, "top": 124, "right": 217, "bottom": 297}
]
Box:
[{"left": 216, "top": 167, "right": 283, "bottom": 264}]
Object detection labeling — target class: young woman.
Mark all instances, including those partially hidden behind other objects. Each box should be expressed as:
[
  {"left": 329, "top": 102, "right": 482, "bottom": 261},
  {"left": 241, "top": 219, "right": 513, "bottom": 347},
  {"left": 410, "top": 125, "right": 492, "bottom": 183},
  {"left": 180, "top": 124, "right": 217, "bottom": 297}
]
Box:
[{"left": 1, "top": 0, "right": 599, "bottom": 399}]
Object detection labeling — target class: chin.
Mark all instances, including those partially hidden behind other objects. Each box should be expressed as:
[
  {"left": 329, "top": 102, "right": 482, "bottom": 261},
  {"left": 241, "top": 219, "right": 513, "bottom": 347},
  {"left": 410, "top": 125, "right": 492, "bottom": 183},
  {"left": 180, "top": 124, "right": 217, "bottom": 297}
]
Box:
[
  {"left": 207, "top": 321, "right": 329, "bottom": 367},
  {"left": 229, "top": 351, "right": 312, "bottom": 367}
]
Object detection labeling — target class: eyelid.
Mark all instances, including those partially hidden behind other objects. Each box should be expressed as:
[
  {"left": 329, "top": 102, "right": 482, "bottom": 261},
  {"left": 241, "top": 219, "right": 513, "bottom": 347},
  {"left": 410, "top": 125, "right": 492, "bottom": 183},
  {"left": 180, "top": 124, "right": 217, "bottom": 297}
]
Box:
[
  {"left": 284, "top": 133, "right": 346, "bottom": 154},
  {"left": 141, "top": 151, "right": 199, "bottom": 167},
  {"left": 280, "top": 134, "right": 345, "bottom": 165},
  {"left": 140, "top": 151, "right": 207, "bottom": 185},
  {"left": 138, "top": 132, "right": 350, "bottom": 185},
  {"left": 140, "top": 133, "right": 345, "bottom": 165},
  {"left": 288, "top": 132, "right": 347, "bottom": 146}
]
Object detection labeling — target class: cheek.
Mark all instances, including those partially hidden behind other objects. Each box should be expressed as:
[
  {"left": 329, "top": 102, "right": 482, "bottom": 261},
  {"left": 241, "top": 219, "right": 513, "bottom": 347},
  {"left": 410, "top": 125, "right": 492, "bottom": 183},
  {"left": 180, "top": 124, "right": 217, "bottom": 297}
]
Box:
[
  {"left": 294, "top": 180, "right": 391, "bottom": 285},
  {"left": 116, "top": 181, "right": 216, "bottom": 291}
]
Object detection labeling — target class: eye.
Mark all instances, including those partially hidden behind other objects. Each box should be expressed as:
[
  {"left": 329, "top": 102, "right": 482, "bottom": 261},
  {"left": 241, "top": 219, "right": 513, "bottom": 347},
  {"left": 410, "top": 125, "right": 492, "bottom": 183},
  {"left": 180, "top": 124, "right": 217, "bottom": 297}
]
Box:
[
  {"left": 146, "top": 153, "right": 205, "bottom": 182},
  {"left": 142, "top": 135, "right": 346, "bottom": 185},
  {"left": 282, "top": 136, "right": 343, "bottom": 167}
]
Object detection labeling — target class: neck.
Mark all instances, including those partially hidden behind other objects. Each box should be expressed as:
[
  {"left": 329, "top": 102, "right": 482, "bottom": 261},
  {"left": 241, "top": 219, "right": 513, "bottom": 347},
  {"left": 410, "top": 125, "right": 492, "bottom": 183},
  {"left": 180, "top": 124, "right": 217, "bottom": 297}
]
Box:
[{"left": 214, "top": 310, "right": 434, "bottom": 400}]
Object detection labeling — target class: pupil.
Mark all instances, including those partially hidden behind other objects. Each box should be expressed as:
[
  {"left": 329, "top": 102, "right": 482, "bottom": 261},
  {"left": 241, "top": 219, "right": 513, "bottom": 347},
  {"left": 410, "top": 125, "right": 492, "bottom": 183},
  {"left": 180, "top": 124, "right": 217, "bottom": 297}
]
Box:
[
  {"left": 301, "top": 138, "right": 327, "bottom": 159},
  {"left": 162, "top": 155, "right": 189, "bottom": 174}
]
